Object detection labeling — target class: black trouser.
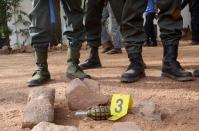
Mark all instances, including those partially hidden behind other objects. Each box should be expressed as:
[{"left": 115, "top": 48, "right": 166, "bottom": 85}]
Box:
[
  {"left": 191, "top": 9, "right": 199, "bottom": 43},
  {"left": 144, "top": 12, "right": 157, "bottom": 44},
  {"left": 110, "top": 0, "right": 182, "bottom": 57}
]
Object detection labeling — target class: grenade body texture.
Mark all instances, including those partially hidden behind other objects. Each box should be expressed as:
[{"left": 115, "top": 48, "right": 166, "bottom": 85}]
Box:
[{"left": 87, "top": 106, "right": 111, "bottom": 120}]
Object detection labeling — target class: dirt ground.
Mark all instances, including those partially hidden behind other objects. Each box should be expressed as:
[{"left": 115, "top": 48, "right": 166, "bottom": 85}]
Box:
[{"left": 0, "top": 41, "right": 199, "bottom": 131}]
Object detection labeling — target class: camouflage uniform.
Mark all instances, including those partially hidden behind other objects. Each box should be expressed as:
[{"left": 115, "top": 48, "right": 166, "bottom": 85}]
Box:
[
  {"left": 27, "top": 0, "right": 90, "bottom": 87},
  {"left": 109, "top": 0, "right": 193, "bottom": 82}
]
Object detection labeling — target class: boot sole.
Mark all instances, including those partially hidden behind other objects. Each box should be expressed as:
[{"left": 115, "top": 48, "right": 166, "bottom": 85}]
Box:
[
  {"left": 121, "top": 73, "right": 146, "bottom": 83},
  {"left": 194, "top": 75, "right": 199, "bottom": 77},
  {"left": 66, "top": 74, "right": 92, "bottom": 81},
  {"left": 80, "top": 65, "right": 102, "bottom": 70},
  {"left": 193, "top": 72, "right": 199, "bottom": 77},
  {"left": 27, "top": 78, "right": 51, "bottom": 87},
  {"left": 161, "top": 72, "right": 194, "bottom": 81}
]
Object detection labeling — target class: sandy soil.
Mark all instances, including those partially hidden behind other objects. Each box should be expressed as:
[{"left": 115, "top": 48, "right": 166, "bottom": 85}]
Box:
[{"left": 0, "top": 41, "right": 199, "bottom": 131}]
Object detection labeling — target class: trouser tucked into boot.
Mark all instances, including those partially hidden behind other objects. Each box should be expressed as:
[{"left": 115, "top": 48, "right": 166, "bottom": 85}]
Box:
[
  {"left": 79, "top": 46, "right": 102, "bottom": 70},
  {"left": 66, "top": 47, "right": 91, "bottom": 80},
  {"left": 161, "top": 44, "right": 193, "bottom": 81},
  {"left": 80, "top": 0, "right": 105, "bottom": 69},
  {"left": 27, "top": 46, "right": 51, "bottom": 87},
  {"left": 121, "top": 52, "right": 146, "bottom": 83}
]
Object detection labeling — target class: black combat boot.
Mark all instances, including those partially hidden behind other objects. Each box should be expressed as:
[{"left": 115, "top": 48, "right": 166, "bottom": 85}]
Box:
[
  {"left": 79, "top": 46, "right": 102, "bottom": 70},
  {"left": 161, "top": 44, "right": 193, "bottom": 81},
  {"left": 193, "top": 68, "right": 199, "bottom": 77},
  {"left": 121, "top": 53, "right": 145, "bottom": 83}
]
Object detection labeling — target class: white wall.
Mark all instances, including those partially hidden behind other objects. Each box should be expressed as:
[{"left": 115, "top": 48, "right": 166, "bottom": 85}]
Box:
[
  {"left": 182, "top": 6, "right": 191, "bottom": 28},
  {"left": 8, "top": 0, "right": 32, "bottom": 47}
]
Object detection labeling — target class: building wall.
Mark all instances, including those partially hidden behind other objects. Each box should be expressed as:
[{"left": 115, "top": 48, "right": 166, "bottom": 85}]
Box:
[
  {"left": 8, "top": 0, "right": 32, "bottom": 47},
  {"left": 182, "top": 6, "right": 191, "bottom": 28}
]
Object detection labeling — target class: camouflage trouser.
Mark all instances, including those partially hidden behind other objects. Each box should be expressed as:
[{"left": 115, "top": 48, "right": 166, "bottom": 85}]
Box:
[
  {"left": 110, "top": 0, "right": 182, "bottom": 58},
  {"left": 29, "top": 0, "right": 86, "bottom": 50}
]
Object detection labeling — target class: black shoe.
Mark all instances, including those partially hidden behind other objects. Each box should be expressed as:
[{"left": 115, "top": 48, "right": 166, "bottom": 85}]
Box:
[
  {"left": 161, "top": 44, "right": 193, "bottom": 81},
  {"left": 121, "top": 53, "right": 145, "bottom": 83},
  {"left": 143, "top": 42, "right": 151, "bottom": 47},
  {"left": 101, "top": 41, "right": 114, "bottom": 53},
  {"left": 161, "top": 61, "right": 193, "bottom": 81},
  {"left": 150, "top": 42, "right": 157, "bottom": 47},
  {"left": 193, "top": 69, "right": 199, "bottom": 77},
  {"left": 107, "top": 48, "right": 122, "bottom": 55},
  {"left": 191, "top": 41, "right": 199, "bottom": 45},
  {"left": 80, "top": 47, "right": 102, "bottom": 70}
]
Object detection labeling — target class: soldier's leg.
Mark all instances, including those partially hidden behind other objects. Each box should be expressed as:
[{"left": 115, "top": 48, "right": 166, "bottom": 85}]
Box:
[
  {"left": 144, "top": 13, "right": 151, "bottom": 46},
  {"left": 157, "top": 0, "right": 193, "bottom": 81},
  {"left": 144, "top": 12, "right": 157, "bottom": 46},
  {"left": 191, "top": 9, "right": 199, "bottom": 76},
  {"left": 110, "top": 0, "right": 146, "bottom": 83},
  {"left": 62, "top": 0, "right": 91, "bottom": 80},
  {"left": 191, "top": 9, "right": 199, "bottom": 44},
  {"left": 149, "top": 12, "right": 157, "bottom": 46},
  {"left": 109, "top": 0, "right": 124, "bottom": 25},
  {"left": 101, "top": 5, "right": 114, "bottom": 53},
  {"left": 101, "top": 5, "right": 111, "bottom": 45},
  {"left": 27, "top": 0, "right": 61, "bottom": 87},
  {"left": 106, "top": 2, "right": 122, "bottom": 54},
  {"left": 79, "top": 0, "right": 105, "bottom": 70}
]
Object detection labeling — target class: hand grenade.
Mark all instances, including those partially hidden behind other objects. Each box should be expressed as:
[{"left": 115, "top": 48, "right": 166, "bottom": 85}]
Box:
[{"left": 75, "top": 106, "right": 111, "bottom": 120}]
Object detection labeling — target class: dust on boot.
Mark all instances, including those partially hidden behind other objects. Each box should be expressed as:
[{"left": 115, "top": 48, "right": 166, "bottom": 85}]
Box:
[
  {"left": 27, "top": 47, "right": 51, "bottom": 87},
  {"left": 66, "top": 47, "right": 91, "bottom": 80},
  {"left": 161, "top": 44, "right": 193, "bottom": 81},
  {"left": 79, "top": 46, "right": 102, "bottom": 70}
]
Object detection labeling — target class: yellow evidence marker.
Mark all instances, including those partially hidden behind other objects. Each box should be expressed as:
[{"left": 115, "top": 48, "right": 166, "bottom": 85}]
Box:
[{"left": 108, "top": 94, "right": 133, "bottom": 121}]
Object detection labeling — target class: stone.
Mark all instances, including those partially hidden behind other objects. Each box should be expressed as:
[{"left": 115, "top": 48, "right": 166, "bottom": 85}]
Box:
[
  {"left": 22, "top": 88, "right": 55, "bottom": 128},
  {"left": 138, "top": 101, "right": 162, "bottom": 121},
  {"left": 111, "top": 122, "right": 142, "bottom": 131},
  {"left": 83, "top": 78, "right": 100, "bottom": 93},
  {"left": 28, "top": 88, "right": 55, "bottom": 105},
  {"left": 22, "top": 99, "right": 54, "bottom": 128},
  {"left": 31, "top": 122, "right": 79, "bottom": 131},
  {"left": 66, "top": 78, "right": 109, "bottom": 111}
]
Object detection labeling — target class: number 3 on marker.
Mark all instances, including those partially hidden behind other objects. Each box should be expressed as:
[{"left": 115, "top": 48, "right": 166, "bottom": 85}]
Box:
[
  {"left": 109, "top": 94, "right": 133, "bottom": 121},
  {"left": 115, "top": 98, "right": 123, "bottom": 113}
]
